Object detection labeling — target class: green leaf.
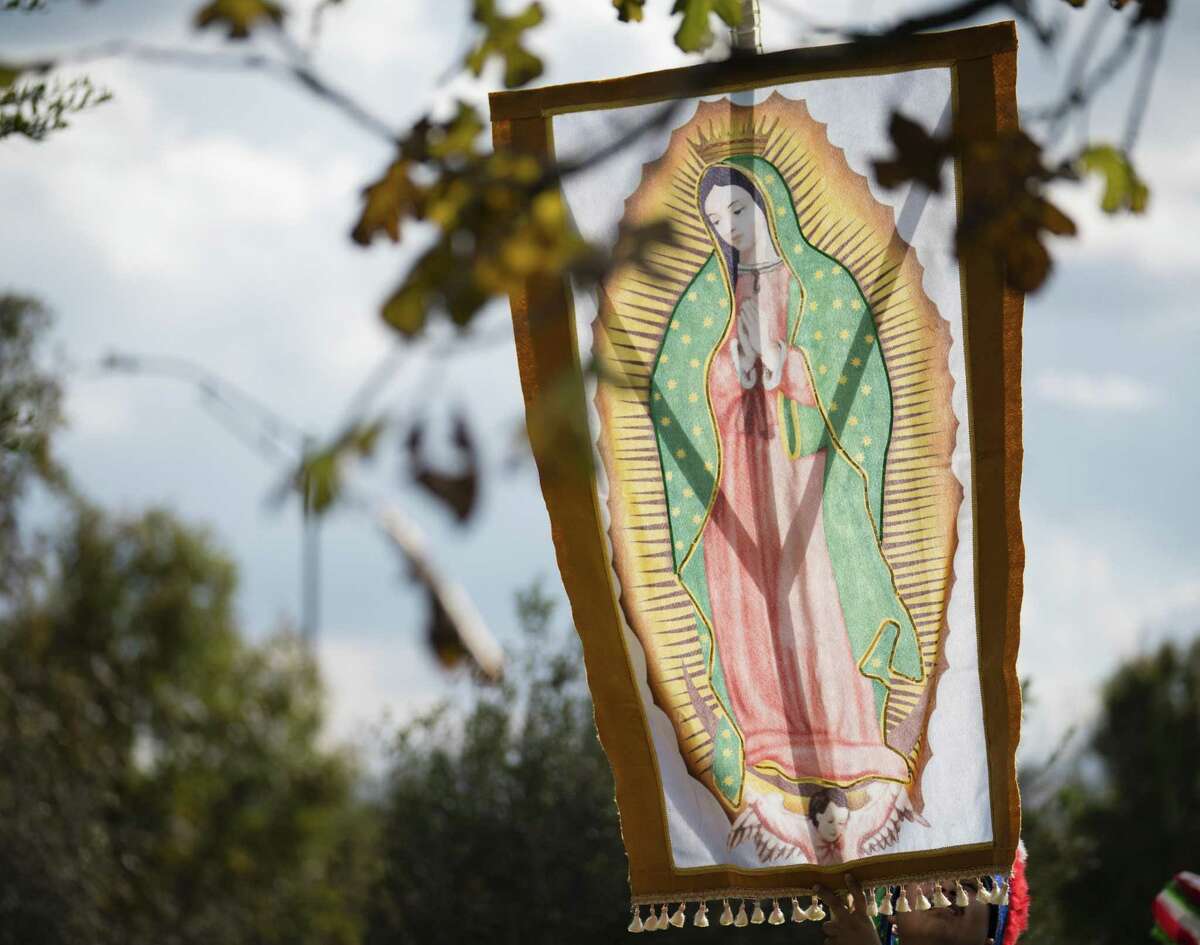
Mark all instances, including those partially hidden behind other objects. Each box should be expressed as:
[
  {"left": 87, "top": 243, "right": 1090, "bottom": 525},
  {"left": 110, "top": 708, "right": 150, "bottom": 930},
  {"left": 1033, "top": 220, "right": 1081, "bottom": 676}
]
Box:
[
  {"left": 671, "top": 0, "right": 743, "bottom": 52},
  {"left": 465, "top": 0, "right": 545, "bottom": 90},
  {"left": 193, "top": 0, "right": 285, "bottom": 39},
  {"left": 350, "top": 157, "right": 423, "bottom": 246},
  {"left": 294, "top": 418, "right": 386, "bottom": 515},
  {"left": 1079, "top": 144, "right": 1150, "bottom": 214},
  {"left": 612, "top": 0, "right": 646, "bottom": 22},
  {"left": 425, "top": 102, "right": 485, "bottom": 161},
  {"left": 0, "top": 63, "right": 22, "bottom": 89}
]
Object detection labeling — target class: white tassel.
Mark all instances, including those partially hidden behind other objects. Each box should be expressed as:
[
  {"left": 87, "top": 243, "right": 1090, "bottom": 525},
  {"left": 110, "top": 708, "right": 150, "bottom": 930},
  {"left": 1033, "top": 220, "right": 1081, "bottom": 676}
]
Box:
[
  {"left": 791, "top": 898, "right": 806, "bottom": 923},
  {"left": 768, "top": 900, "right": 785, "bottom": 925},
  {"left": 734, "top": 901, "right": 749, "bottom": 927},
  {"left": 719, "top": 901, "right": 734, "bottom": 927},
  {"left": 879, "top": 889, "right": 894, "bottom": 916},
  {"left": 805, "top": 896, "right": 826, "bottom": 921},
  {"left": 670, "top": 903, "right": 686, "bottom": 928},
  {"left": 914, "top": 888, "right": 932, "bottom": 911},
  {"left": 895, "top": 888, "right": 912, "bottom": 913},
  {"left": 643, "top": 907, "right": 659, "bottom": 932},
  {"left": 865, "top": 889, "right": 879, "bottom": 918},
  {"left": 1000, "top": 881, "right": 1010, "bottom": 906},
  {"left": 694, "top": 902, "right": 709, "bottom": 928},
  {"left": 629, "top": 908, "right": 645, "bottom": 934},
  {"left": 932, "top": 884, "right": 952, "bottom": 909},
  {"left": 845, "top": 892, "right": 856, "bottom": 913},
  {"left": 750, "top": 901, "right": 766, "bottom": 924},
  {"left": 658, "top": 904, "right": 670, "bottom": 931},
  {"left": 978, "top": 878, "right": 995, "bottom": 904},
  {"left": 955, "top": 882, "right": 970, "bottom": 908}
]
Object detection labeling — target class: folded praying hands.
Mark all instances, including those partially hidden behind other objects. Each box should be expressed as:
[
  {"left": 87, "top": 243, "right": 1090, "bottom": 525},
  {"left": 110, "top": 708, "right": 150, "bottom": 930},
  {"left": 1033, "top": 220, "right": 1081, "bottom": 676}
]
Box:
[{"left": 730, "top": 298, "right": 785, "bottom": 390}]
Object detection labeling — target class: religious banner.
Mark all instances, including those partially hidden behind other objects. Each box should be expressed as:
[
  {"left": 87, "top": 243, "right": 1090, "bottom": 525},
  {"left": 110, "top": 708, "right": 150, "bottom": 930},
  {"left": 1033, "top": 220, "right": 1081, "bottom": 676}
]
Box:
[{"left": 490, "top": 22, "right": 1024, "bottom": 929}]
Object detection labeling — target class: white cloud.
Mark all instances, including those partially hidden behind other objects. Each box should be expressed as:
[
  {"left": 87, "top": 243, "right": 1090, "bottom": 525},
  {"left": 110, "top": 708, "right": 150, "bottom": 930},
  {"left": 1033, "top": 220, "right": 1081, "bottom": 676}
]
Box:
[
  {"left": 318, "top": 632, "right": 455, "bottom": 755},
  {"left": 1033, "top": 370, "right": 1162, "bottom": 411},
  {"left": 1018, "top": 515, "right": 1200, "bottom": 762}
]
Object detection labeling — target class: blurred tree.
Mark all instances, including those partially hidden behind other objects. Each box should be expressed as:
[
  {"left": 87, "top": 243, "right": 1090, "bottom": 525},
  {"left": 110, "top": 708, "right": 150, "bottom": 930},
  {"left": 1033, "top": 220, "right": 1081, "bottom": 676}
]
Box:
[
  {"left": 1021, "top": 637, "right": 1200, "bottom": 945},
  {"left": 0, "top": 293, "right": 64, "bottom": 595},
  {"left": 363, "top": 583, "right": 823, "bottom": 945},
  {"left": 0, "top": 501, "right": 378, "bottom": 945}
]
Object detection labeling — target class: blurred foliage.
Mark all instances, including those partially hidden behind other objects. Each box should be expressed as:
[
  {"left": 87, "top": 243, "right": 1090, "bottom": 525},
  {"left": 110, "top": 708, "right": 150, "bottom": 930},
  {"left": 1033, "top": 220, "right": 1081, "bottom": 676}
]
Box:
[
  {"left": 613, "top": 0, "right": 648, "bottom": 24},
  {"left": 292, "top": 417, "right": 386, "bottom": 516},
  {"left": 671, "top": 0, "right": 744, "bottom": 53},
  {"left": 0, "top": 297, "right": 376, "bottom": 944},
  {"left": 0, "top": 71, "right": 111, "bottom": 141},
  {"left": 1080, "top": 144, "right": 1150, "bottom": 213},
  {"left": 193, "top": 0, "right": 285, "bottom": 39},
  {"left": 466, "top": 0, "right": 546, "bottom": 90},
  {"left": 0, "top": 294, "right": 64, "bottom": 593},
  {"left": 360, "top": 584, "right": 824, "bottom": 945},
  {"left": 405, "top": 413, "right": 480, "bottom": 523},
  {"left": 0, "top": 501, "right": 377, "bottom": 945},
  {"left": 872, "top": 115, "right": 1157, "bottom": 291},
  {"left": 1021, "top": 636, "right": 1200, "bottom": 945}
]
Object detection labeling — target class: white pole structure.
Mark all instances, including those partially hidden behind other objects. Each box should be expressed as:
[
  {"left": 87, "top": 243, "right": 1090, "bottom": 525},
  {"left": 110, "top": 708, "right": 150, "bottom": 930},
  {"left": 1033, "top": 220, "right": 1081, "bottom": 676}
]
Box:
[{"left": 730, "top": 0, "right": 762, "bottom": 54}]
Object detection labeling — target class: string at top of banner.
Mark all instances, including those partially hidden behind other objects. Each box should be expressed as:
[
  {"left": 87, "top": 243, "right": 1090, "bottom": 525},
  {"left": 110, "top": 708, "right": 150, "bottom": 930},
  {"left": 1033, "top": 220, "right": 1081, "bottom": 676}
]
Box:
[{"left": 730, "top": 0, "right": 763, "bottom": 55}]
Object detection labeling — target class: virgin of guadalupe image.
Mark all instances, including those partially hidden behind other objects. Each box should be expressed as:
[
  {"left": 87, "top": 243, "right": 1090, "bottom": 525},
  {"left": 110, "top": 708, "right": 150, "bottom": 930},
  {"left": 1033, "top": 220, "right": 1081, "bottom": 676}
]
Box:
[
  {"left": 649, "top": 153, "right": 928, "bottom": 861},
  {"left": 590, "top": 96, "right": 962, "bottom": 869}
]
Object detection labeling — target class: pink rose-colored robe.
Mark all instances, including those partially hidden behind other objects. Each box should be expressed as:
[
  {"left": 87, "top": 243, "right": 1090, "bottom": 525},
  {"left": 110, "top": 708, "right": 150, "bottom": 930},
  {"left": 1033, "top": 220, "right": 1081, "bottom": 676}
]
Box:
[{"left": 704, "top": 262, "right": 907, "bottom": 786}]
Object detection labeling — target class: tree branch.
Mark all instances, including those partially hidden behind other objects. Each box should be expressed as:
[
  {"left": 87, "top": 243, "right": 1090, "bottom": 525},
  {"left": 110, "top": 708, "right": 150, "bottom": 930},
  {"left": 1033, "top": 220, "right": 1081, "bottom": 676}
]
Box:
[
  {"left": 36, "top": 38, "right": 399, "bottom": 143},
  {"left": 1122, "top": 19, "right": 1165, "bottom": 152}
]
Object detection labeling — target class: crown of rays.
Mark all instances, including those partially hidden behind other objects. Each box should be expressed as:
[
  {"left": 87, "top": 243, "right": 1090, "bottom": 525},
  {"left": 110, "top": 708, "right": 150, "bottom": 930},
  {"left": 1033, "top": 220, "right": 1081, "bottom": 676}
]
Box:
[{"left": 688, "top": 114, "right": 780, "bottom": 165}]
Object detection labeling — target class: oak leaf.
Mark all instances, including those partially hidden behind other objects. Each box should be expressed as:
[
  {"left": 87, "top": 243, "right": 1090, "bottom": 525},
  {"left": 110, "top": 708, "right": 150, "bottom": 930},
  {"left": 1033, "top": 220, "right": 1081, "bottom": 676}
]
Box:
[
  {"left": 465, "top": 0, "right": 545, "bottom": 90},
  {"left": 351, "top": 158, "right": 423, "bottom": 246},
  {"left": 193, "top": 0, "right": 285, "bottom": 39}
]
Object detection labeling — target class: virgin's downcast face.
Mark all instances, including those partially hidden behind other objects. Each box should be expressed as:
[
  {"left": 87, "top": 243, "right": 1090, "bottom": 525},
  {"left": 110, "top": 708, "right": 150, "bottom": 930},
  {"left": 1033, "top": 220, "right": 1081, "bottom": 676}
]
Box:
[{"left": 703, "top": 183, "right": 773, "bottom": 258}]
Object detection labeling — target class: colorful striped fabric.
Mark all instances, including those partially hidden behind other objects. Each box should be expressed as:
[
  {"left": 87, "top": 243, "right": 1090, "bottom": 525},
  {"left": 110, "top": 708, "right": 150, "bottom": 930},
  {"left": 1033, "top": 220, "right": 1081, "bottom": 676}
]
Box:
[{"left": 1154, "top": 873, "right": 1200, "bottom": 945}]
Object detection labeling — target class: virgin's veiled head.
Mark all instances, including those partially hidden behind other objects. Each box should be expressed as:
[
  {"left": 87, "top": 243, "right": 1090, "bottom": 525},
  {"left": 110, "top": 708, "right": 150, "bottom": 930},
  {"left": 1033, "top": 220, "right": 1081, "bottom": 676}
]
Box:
[{"left": 698, "top": 163, "right": 777, "bottom": 273}]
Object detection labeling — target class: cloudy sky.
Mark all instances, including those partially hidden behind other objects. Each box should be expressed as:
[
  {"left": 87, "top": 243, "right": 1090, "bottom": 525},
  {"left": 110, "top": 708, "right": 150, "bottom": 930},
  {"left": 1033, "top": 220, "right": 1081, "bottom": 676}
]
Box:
[{"left": 3, "top": 0, "right": 1197, "bottom": 761}]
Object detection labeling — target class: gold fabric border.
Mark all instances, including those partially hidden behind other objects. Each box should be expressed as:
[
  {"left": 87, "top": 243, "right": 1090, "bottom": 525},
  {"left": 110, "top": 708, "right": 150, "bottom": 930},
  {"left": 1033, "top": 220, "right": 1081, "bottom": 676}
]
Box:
[{"left": 489, "top": 21, "right": 1022, "bottom": 900}]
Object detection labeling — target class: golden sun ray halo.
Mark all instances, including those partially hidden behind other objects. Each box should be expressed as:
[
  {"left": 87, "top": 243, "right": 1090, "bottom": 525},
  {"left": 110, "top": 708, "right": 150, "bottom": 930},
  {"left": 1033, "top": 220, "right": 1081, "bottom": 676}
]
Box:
[{"left": 591, "top": 93, "right": 963, "bottom": 817}]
